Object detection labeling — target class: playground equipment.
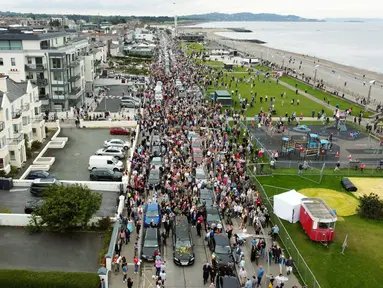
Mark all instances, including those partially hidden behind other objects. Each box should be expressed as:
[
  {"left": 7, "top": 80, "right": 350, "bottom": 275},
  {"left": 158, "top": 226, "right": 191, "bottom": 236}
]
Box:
[{"left": 281, "top": 134, "right": 330, "bottom": 159}]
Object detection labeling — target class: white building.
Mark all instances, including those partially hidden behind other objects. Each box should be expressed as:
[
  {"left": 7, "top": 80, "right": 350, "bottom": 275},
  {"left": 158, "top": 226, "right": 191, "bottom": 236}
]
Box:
[
  {"left": 0, "top": 76, "right": 46, "bottom": 173},
  {"left": 0, "top": 30, "right": 92, "bottom": 112}
]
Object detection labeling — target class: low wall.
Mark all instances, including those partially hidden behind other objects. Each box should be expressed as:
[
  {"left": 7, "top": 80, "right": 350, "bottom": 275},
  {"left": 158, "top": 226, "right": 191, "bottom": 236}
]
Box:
[
  {"left": 13, "top": 179, "right": 122, "bottom": 192},
  {"left": 0, "top": 213, "right": 115, "bottom": 227},
  {"left": 105, "top": 220, "right": 121, "bottom": 271},
  {"left": 80, "top": 119, "right": 137, "bottom": 128}
]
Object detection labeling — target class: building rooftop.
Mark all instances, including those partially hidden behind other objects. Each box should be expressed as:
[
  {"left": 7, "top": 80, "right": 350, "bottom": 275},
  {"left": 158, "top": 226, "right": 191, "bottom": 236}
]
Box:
[
  {"left": 0, "top": 78, "right": 30, "bottom": 103},
  {"left": 215, "top": 90, "right": 231, "bottom": 97},
  {"left": 0, "top": 30, "right": 68, "bottom": 41}
]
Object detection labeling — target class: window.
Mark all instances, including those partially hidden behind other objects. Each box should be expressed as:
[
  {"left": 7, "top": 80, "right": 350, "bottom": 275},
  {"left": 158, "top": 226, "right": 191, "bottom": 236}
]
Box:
[
  {"left": 0, "top": 57, "right": 3, "bottom": 66},
  {"left": 32, "top": 128, "right": 37, "bottom": 134},
  {"left": 52, "top": 58, "right": 61, "bottom": 69},
  {"left": 10, "top": 151, "right": 15, "bottom": 161},
  {"left": 53, "top": 72, "right": 63, "bottom": 81},
  {"left": 27, "top": 58, "right": 32, "bottom": 64},
  {"left": 11, "top": 58, "right": 16, "bottom": 66}
]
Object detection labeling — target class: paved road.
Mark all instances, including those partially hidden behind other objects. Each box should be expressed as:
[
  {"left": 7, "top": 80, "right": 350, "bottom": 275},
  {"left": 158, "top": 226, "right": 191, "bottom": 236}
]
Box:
[
  {"left": 0, "top": 187, "right": 118, "bottom": 217},
  {"left": 0, "top": 227, "right": 102, "bottom": 272}
]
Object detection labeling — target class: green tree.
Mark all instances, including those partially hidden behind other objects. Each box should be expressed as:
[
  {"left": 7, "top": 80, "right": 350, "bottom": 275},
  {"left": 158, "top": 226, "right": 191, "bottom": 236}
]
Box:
[
  {"left": 29, "top": 184, "right": 102, "bottom": 232},
  {"left": 358, "top": 193, "right": 383, "bottom": 220}
]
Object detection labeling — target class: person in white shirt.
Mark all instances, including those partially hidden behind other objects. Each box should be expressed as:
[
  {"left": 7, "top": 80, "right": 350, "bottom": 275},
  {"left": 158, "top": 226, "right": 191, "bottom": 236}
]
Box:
[{"left": 159, "top": 270, "right": 166, "bottom": 285}]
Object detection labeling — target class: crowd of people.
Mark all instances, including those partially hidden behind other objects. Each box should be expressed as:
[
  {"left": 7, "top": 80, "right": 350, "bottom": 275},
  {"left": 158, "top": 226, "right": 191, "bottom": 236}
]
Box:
[{"left": 109, "top": 33, "right": 308, "bottom": 288}]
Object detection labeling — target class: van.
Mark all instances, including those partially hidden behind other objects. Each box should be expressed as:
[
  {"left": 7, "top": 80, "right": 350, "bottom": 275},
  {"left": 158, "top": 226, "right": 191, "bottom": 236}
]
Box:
[
  {"left": 88, "top": 155, "right": 124, "bottom": 172},
  {"left": 30, "top": 178, "right": 62, "bottom": 197}
]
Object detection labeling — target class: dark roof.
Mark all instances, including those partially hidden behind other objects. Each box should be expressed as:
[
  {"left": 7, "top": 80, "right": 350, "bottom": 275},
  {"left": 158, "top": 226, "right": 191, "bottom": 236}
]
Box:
[
  {"left": 145, "top": 228, "right": 158, "bottom": 239},
  {"left": 219, "top": 276, "right": 241, "bottom": 288},
  {"left": 1, "top": 78, "right": 28, "bottom": 103},
  {"left": 215, "top": 90, "right": 231, "bottom": 97},
  {"left": 214, "top": 234, "right": 230, "bottom": 246},
  {"left": 206, "top": 208, "right": 219, "bottom": 215},
  {"left": 0, "top": 30, "right": 68, "bottom": 41}
]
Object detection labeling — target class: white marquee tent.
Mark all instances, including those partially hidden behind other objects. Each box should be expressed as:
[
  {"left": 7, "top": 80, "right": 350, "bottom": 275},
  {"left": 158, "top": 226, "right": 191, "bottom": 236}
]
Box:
[{"left": 273, "top": 190, "right": 306, "bottom": 223}]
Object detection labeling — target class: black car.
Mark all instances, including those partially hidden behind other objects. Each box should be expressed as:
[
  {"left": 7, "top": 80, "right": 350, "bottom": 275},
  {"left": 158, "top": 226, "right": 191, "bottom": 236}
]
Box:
[
  {"left": 205, "top": 208, "right": 221, "bottom": 231},
  {"left": 89, "top": 168, "right": 123, "bottom": 181},
  {"left": 141, "top": 228, "right": 161, "bottom": 261},
  {"left": 173, "top": 215, "right": 195, "bottom": 266},
  {"left": 216, "top": 275, "right": 241, "bottom": 288},
  {"left": 209, "top": 234, "right": 234, "bottom": 267},
  {"left": 26, "top": 170, "right": 55, "bottom": 180},
  {"left": 24, "top": 199, "right": 45, "bottom": 214},
  {"left": 30, "top": 178, "right": 62, "bottom": 197}
]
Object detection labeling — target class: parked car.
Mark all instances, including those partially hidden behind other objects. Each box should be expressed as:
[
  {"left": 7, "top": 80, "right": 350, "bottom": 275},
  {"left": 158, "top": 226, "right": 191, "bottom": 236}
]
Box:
[
  {"left": 30, "top": 178, "right": 62, "bottom": 197},
  {"left": 208, "top": 234, "right": 234, "bottom": 267},
  {"left": 24, "top": 199, "right": 45, "bottom": 214},
  {"left": 120, "top": 99, "right": 140, "bottom": 108},
  {"left": 89, "top": 168, "right": 122, "bottom": 181},
  {"left": 143, "top": 203, "right": 161, "bottom": 227},
  {"left": 141, "top": 227, "right": 161, "bottom": 261},
  {"left": 151, "top": 145, "right": 161, "bottom": 157},
  {"left": 96, "top": 146, "right": 125, "bottom": 159},
  {"left": 103, "top": 139, "right": 130, "bottom": 150},
  {"left": 148, "top": 168, "right": 161, "bottom": 189},
  {"left": 88, "top": 155, "right": 124, "bottom": 172},
  {"left": 26, "top": 170, "right": 55, "bottom": 180},
  {"left": 205, "top": 207, "right": 221, "bottom": 231},
  {"left": 110, "top": 127, "right": 130, "bottom": 135}
]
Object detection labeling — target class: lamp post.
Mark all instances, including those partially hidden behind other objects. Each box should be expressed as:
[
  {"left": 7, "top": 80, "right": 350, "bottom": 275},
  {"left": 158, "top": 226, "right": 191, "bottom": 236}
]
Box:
[
  {"left": 367, "top": 80, "right": 375, "bottom": 111},
  {"left": 312, "top": 64, "right": 320, "bottom": 90}
]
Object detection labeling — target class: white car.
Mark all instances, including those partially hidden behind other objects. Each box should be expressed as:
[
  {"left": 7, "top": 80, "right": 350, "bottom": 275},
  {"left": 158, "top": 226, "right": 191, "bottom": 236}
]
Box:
[
  {"left": 103, "top": 139, "right": 130, "bottom": 150},
  {"left": 96, "top": 146, "right": 125, "bottom": 159}
]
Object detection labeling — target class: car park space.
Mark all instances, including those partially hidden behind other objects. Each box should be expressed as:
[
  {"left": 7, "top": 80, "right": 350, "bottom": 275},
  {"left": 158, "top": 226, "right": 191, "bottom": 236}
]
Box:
[
  {"left": 0, "top": 186, "right": 118, "bottom": 216},
  {"left": 0, "top": 227, "right": 102, "bottom": 272},
  {"left": 45, "top": 128, "right": 131, "bottom": 180}
]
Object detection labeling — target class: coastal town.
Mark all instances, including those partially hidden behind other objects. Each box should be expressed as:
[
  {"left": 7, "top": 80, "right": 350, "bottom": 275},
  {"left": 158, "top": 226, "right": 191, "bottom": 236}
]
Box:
[{"left": 0, "top": 9, "right": 382, "bottom": 288}]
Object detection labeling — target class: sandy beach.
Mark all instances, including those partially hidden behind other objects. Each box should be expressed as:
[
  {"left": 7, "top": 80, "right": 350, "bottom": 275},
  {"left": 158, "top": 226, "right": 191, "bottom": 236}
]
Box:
[{"left": 182, "top": 27, "right": 383, "bottom": 108}]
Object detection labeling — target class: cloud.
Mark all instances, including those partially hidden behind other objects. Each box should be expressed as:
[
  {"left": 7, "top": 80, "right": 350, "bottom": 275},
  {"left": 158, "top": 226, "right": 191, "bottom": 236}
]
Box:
[{"left": 1, "top": 0, "right": 382, "bottom": 18}]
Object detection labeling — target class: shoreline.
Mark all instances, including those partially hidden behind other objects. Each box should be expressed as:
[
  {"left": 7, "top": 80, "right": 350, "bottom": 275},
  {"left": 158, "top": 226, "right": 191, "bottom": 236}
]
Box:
[{"left": 183, "top": 27, "right": 383, "bottom": 104}]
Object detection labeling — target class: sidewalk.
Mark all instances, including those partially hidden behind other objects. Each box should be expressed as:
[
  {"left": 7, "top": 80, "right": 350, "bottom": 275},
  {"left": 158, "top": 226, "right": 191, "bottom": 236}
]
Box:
[{"left": 229, "top": 216, "right": 301, "bottom": 288}]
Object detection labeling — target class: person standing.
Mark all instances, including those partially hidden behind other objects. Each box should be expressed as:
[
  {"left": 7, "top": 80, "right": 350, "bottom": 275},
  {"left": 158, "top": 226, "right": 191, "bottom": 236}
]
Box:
[
  {"left": 133, "top": 256, "right": 140, "bottom": 274},
  {"left": 257, "top": 265, "right": 264, "bottom": 287},
  {"left": 286, "top": 257, "right": 294, "bottom": 275},
  {"left": 210, "top": 266, "right": 217, "bottom": 284},
  {"left": 203, "top": 263, "right": 211, "bottom": 285},
  {"left": 136, "top": 219, "right": 142, "bottom": 235},
  {"left": 196, "top": 219, "right": 202, "bottom": 237},
  {"left": 159, "top": 270, "right": 166, "bottom": 285},
  {"left": 122, "top": 264, "right": 128, "bottom": 283},
  {"left": 127, "top": 278, "right": 133, "bottom": 288}
]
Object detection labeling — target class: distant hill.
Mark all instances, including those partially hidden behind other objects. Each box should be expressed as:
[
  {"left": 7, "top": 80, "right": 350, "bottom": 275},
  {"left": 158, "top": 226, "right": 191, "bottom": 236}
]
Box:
[
  {"left": 180, "top": 12, "right": 323, "bottom": 22},
  {"left": 325, "top": 18, "right": 383, "bottom": 22}
]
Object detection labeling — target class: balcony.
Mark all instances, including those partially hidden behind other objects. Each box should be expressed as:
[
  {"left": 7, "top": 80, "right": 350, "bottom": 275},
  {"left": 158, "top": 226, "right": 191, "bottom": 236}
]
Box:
[
  {"left": 25, "top": 64, "right": 46, "bottom": 71},
  {"left": 68, "top": 59, "right": 80, "bottom": 68},
  {"left": 33, "top": 114, "right": 44, "bottom": 122},
  {"left": 7, "top": 133, "right": 24, "bottom": 146},
  {"left": 32, "top": 78, "right": 48, "bottom": 87},
  {"left": 69, "top": 87, "right": 82, "bottom": 99},
  {"left": 12, "top": 109, "right": 22, "bottom": 119},
  {"left": 68, "top": 74, "right": 81, "bottom": 82},
  {"left": 22, "top": 103, "right": 30, "bottom": 112},
  {"left": 0, "top": 121, "right": 4, "bottom": 132}
]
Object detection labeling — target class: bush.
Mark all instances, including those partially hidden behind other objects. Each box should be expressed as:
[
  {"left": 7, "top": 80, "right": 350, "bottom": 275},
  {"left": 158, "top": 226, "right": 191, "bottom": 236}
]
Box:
[
  {"left": 358, "top": 193, "right": 383, "bottom": 220},
  {"left": 31, "top": 141, "right": 43, "bottom": 151},
  {"left": 0, "top": 270, "right": 100, "bottom": 288}
]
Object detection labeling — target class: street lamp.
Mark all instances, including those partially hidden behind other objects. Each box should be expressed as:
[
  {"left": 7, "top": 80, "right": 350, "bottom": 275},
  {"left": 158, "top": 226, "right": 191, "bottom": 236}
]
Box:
[
  {"left": 312, "top": 64, "right": 320, "bottom": 90},
  {"left": 367, "top": 80, "right": 375, "bottom": 110}
]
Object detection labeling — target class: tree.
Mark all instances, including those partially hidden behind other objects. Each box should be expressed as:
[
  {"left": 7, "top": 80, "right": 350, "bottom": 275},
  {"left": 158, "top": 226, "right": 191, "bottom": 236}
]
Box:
[
  {"left": 29, "top": 184, "right": 102, "bottom": 232},
  {"left": 357, "top": 193, "right": 383, "bottom": 220}
]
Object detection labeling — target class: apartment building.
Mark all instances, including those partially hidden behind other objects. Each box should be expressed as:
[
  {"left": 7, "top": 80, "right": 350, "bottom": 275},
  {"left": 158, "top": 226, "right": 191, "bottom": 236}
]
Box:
[
  {"left": 0, "top": 76, "right": 45, "bottom": 174},
  {"left": 0, "top": 30, "right": 90, "bottom": 112}
]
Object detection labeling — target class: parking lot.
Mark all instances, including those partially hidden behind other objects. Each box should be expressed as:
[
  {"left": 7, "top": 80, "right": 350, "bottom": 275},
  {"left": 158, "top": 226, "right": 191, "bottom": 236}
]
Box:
[
  {"left": 0, "top": 227, "right": 102, "bottom": 272},
  {"left": 0, "top": 186, "right": 118, "bottom": 217},
  {"left": 45, "top": 128, "right": 131, "bottom": 180}
]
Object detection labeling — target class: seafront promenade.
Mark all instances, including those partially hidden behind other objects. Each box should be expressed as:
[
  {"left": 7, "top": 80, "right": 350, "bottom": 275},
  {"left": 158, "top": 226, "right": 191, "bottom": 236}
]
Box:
[{"left": 183, "top": 27, "right": 383, "bottom": 108}]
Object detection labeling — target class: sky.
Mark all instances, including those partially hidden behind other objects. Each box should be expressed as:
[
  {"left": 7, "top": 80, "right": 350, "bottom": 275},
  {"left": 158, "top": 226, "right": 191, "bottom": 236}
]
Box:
[{"left": 1, "top": 0, "right": 382, "bottom": 19}]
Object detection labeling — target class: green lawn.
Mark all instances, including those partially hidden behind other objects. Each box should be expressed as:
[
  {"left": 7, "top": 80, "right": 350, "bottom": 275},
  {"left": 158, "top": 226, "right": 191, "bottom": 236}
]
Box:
[
  {"left": 181, "top": 42, "right": 205, "bottom": 55},
  {"left": 280, "top": 76, "right": 372, "bottom": 118},
  {"left": 206, "top": 72, "right": 333, "bottom": 117},
  {"left": 257, "top": 175, "right": 383, "bottom": 288}
]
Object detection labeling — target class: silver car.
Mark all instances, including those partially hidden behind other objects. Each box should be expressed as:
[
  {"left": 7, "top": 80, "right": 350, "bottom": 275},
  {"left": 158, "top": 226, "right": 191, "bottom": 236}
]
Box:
[
  {"left": 104, "top": 139, "right": 130, "bottom": 150},
  {"left": 96, "top": 146, "right": 125, "bottom": 159}
]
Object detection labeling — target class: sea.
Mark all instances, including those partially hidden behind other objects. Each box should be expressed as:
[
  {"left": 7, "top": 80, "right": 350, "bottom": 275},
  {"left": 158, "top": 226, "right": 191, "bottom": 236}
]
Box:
[{"left": 191, "top": 21, "right": 383, "bottom": 74}]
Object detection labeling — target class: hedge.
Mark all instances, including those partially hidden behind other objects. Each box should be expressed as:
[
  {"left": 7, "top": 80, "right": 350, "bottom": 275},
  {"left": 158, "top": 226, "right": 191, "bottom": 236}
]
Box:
[{"left": 0, "top": 270, "right": 100, "bottom": 288}]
